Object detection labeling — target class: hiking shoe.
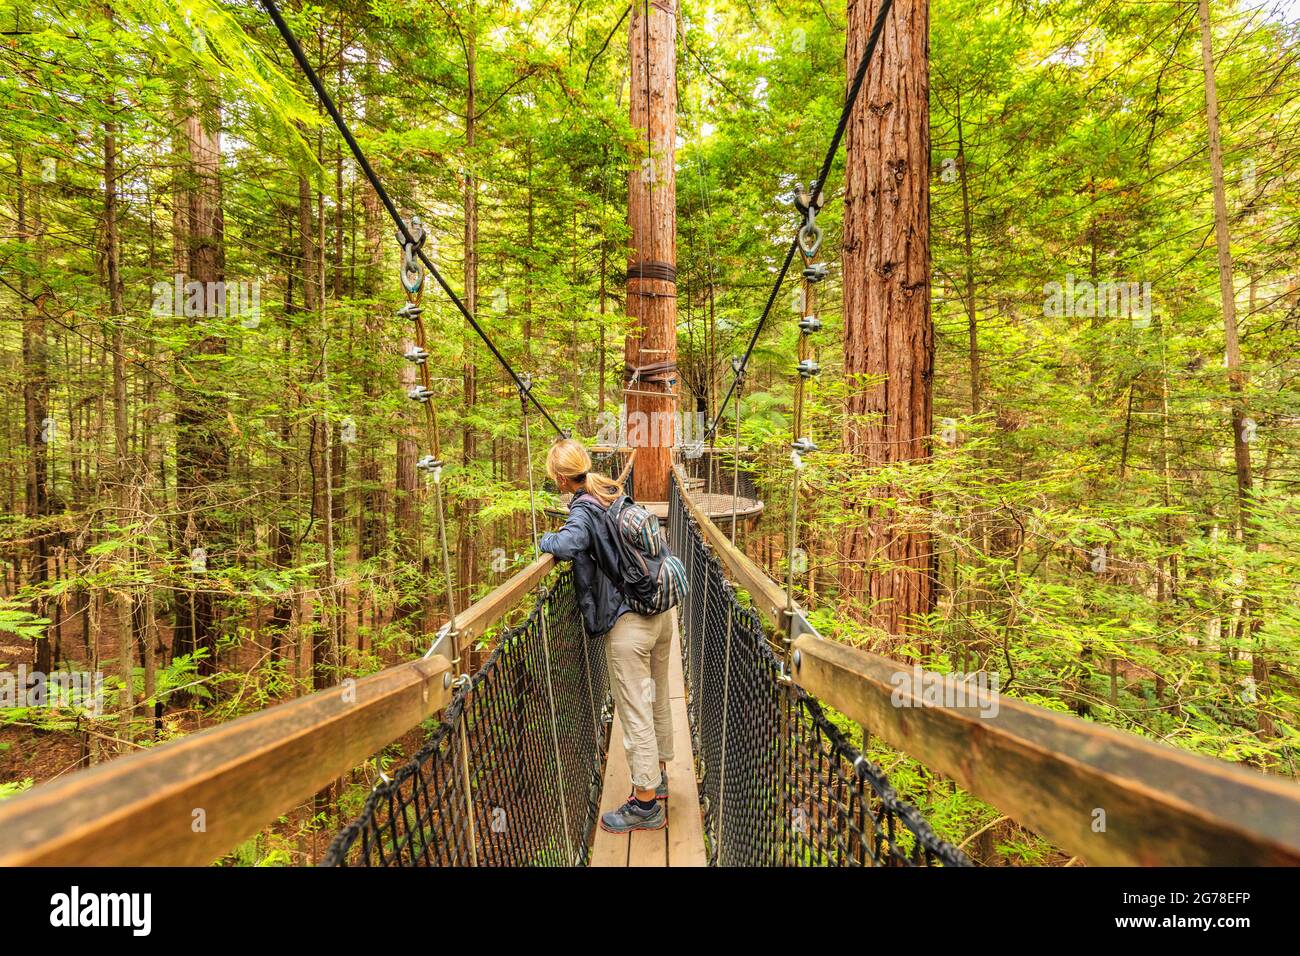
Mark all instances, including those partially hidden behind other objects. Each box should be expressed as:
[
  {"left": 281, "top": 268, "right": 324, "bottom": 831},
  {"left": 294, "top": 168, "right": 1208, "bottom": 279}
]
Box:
[
  {"left": 627, "top": 769, "right": 669, "bottom": 802},
  {"left": 600, "top": 798, "right": 667, "bottom": 834}
]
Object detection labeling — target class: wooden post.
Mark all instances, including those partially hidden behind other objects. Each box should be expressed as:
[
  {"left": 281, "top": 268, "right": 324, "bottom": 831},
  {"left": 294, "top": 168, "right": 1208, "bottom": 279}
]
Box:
[{"left": 625, "top": 0, "right": 678, "bottom": 503}]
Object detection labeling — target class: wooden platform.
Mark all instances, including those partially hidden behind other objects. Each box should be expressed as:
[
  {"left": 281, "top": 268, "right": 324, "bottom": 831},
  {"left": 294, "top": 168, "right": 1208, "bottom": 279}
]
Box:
[
  {"left": 550, "top": 493, "right": 762, "bottom": 524},
  {"left": 591, "top": 619, "right": 707, "bottom": 867}
]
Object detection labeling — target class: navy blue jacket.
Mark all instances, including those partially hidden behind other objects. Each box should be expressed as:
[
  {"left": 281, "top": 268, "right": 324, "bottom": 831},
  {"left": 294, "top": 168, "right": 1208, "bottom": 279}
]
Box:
[{"left": 539, "top": 491, "right": 630, "bottom": 637}]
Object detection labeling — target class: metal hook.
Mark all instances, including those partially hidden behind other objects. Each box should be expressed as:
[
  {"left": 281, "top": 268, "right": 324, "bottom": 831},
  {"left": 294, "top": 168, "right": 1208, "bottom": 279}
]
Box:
[
  {"left": 797, "top": 220, "right": 823, "bottom": 260},
  {"left": 794, "top": 181, "right": 824, "bottom": 260}
]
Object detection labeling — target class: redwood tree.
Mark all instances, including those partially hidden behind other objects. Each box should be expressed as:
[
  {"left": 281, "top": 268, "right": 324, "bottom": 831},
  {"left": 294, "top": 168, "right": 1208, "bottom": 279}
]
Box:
[{"left": 840, "top": 0, "right": 935, "bottom": 637}]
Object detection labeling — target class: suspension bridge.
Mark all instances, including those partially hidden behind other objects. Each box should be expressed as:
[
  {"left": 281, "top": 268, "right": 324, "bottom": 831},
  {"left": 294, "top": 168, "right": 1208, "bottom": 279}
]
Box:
[
  {"left": 2, "top": 455, "right": 1298, "bottom": 867},
  {"left": 2, "top": 0, "right": 1300, "bottom": 868}
]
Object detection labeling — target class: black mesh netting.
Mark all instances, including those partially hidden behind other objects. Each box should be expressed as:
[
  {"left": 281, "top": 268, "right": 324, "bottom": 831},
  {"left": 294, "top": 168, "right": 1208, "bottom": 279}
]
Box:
[
  {"left": 667, "top": 479, "right": 971, "bottom": 867},
  {"left": 322, "top": 567, "right": 611, "bottom": 866}
]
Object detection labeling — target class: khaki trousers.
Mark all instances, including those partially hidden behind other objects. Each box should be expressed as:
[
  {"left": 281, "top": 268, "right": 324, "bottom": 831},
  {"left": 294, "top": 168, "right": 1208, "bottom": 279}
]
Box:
[{"left": 606, "top": 608, "right": 675, "bottom": 790}]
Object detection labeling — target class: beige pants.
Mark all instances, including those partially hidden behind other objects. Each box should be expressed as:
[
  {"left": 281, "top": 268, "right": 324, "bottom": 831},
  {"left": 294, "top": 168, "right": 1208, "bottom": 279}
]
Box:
[{"left": 607, "top": 608, "right": 675, "bottom": 790}]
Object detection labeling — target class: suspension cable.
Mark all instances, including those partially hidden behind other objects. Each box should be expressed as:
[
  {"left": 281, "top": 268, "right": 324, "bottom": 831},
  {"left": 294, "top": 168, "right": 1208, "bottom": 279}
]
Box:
[
  {"left": 705, "top": 0, "right": 896, "bottom": 442},
  {"left": 258, "top": 0, "right": 565, "bottom": 436}
]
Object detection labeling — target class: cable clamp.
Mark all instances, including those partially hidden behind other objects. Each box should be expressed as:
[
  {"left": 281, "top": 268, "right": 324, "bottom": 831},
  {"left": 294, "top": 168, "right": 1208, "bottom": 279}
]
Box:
[
  {"left": 791, "top": 437, "right": 817, "bottom": 470},
  {"left": 404, "top": 345, "right": 430, "bottom": 365},
  {"left": 802, "top": 262, "right": 829, "bottom": 284},
  {"left": 798, "top": 315, "right": 822, "bottom": 335},
  {"left": 407, "top": 385, "right": 434, "bottom": 403},
  {"left": 417, "top": 456, "right": 445, "bottom": 484}
]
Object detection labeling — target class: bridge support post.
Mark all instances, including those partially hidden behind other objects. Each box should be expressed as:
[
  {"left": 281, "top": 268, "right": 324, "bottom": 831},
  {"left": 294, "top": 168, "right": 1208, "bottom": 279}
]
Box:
[{"left": 625, "top": 0, "right": 678, "bottom": 503}]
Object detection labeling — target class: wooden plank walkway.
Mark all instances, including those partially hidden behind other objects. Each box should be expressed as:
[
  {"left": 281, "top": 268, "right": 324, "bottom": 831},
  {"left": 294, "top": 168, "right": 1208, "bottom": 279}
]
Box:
[{"left": 591, "top": 618, "right": 707, "bottom": 867}]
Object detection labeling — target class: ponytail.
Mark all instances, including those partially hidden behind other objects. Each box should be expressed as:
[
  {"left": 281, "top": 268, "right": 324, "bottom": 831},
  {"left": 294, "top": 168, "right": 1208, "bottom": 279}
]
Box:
[{"left": 546, "top": 438, "right": 623, "bottom": 507}]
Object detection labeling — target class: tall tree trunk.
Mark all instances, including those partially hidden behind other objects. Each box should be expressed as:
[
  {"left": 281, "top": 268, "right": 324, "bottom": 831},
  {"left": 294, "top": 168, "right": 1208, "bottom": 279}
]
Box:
[
  {"left": 457, "top": 3, "right": 479, "bottom": 613},
  {"left": 840, "top": 0, "right": 934, "bottom": 637},
  {"left": 18, "top": 152, "right": 52, "bottom": 675},
  {"left": 359, "top": 143, "right": 387, "bottom": 563},
  {"left": 1198, "top": 0, "right": 1267, "bottom": 735},
  {"left": 104, "top": 61, "right": 135, "bottom": 736},
  {"left": 625, "top": 0, "right": 679, "bottom": 502},
  {"left": 172, "top": 90, "right": 228, "bottom": 682},
  {"left": 955, "top": 93, "right": 979, "bottom": 415}
]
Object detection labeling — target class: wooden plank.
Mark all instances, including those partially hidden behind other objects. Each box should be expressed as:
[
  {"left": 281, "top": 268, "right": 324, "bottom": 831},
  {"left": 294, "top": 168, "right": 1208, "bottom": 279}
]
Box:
[
  {"left": 0, "top": 655, "right": 455, "bottom": 866},
  {"left": 590, "top": 709, "right": 632, "bottom": 867},
  {"left": 792, "top": 634, "right": 1300, "bottom": 866},
  {"left": 628, "top": 814, "right": 667, "bottom": 866},
  {"left": 665, "top": 626, "right": 707, "bottom": 867}
]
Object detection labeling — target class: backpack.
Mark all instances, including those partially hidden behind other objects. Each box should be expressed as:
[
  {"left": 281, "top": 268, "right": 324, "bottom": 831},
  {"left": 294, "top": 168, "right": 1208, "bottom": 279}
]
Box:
[{"left": 603, "top": 495, "right": 689, "bottom": 615}]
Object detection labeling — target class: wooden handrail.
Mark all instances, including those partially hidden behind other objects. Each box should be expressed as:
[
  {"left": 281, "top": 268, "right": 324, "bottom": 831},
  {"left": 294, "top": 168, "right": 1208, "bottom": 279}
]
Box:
[
  {"left": 447, "top": 554, "right": 556, "bottom": 647},
  {"left": 0, "top": 553, "right": 559, "bottom": 866},
  {"left": 671, "top": 469, "right": 1300, "bottom": 866},
  {"left": 673, "top": 466, "right": 796, "bottom": 629}
]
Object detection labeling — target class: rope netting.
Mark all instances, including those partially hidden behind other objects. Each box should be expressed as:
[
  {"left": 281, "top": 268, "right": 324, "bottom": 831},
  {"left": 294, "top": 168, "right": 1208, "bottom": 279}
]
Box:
[
  {"left": 668, "top": 479, "right": 971, "bottom": 867},
  {"left": 323, "top": 568, "right": 611, "bottom": 866}
]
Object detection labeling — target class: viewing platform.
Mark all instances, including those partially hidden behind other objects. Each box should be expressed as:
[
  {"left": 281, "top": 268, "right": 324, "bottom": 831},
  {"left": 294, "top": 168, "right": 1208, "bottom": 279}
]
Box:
[{"left": 550, "top": 446, "right": 765, "bottom": 532}]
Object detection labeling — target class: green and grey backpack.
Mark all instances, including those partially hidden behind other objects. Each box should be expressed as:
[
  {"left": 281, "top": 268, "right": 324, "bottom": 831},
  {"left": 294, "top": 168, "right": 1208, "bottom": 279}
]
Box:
[{"left": 604, "top": 495, "right": 689, "bottom": 615}]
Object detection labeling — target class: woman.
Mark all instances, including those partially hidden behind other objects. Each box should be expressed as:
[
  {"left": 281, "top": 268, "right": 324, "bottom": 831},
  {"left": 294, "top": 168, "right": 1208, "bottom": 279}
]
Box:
[{"left": 539, "top": 438, "right": 673, "bottom": 834}]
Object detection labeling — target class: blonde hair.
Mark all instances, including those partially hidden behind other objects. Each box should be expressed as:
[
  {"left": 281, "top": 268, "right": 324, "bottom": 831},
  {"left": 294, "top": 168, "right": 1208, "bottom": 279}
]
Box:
[{"left": 547, "top": 438, "right": 622, "bottom": 508}]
